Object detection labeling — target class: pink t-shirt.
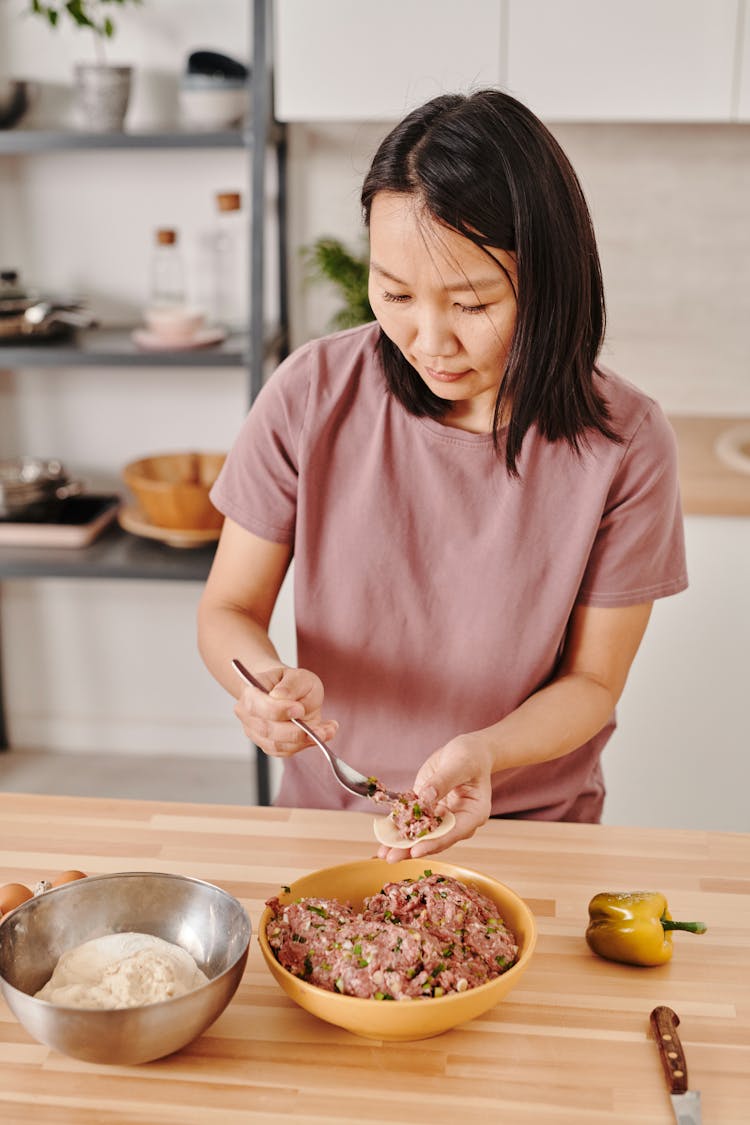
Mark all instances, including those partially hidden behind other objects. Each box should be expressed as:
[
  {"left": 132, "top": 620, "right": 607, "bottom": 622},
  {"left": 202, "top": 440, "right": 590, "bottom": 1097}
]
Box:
[{"left": 211, "top": 323, "right": 688, "bottom": 821}]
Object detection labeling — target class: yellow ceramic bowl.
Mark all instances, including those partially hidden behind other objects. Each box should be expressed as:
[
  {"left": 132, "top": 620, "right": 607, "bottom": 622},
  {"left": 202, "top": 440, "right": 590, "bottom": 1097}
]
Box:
[{"left": 258, "top": 857, "right": 537, "bottom": 1041}]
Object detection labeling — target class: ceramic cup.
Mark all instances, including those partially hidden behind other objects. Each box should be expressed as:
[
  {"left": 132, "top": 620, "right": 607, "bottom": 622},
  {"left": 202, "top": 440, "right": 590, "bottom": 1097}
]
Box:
[{"left": 144, "top": 305, "right": 205, "bottom": 344}]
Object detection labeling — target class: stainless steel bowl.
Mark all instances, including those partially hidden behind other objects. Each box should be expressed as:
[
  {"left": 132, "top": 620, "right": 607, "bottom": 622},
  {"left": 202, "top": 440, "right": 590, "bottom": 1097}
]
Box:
[{"left": 0, "top": 871, "right": 251, "bottom": 1065}]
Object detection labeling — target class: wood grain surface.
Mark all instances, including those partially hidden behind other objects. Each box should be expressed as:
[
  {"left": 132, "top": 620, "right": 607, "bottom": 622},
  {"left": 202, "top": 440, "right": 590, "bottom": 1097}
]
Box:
[
  {"left": 0, "top": 793, "right": 748, "bottom": 1124},
  {"left": 669, "top": 413, "right": 750, "bottom": 516}
]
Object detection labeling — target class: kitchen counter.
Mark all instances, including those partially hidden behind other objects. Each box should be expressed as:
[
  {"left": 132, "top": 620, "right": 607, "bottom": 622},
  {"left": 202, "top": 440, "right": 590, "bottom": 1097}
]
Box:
[
  {"left": 0, "top": 794, "right": 748, "bottom": 1124},
  {"left": 669, "top": 414, "right": 750, "bottom": 516}
]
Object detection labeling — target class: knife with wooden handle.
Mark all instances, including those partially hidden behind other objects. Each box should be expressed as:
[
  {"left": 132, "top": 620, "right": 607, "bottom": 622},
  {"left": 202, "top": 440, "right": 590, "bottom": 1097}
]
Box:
[{"left": 650, "top": 1006, "right": 702, "bottom": 1124}]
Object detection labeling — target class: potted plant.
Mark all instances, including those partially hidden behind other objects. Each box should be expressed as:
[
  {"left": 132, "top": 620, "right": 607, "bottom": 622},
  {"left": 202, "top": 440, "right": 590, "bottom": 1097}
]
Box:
[
  {"left": 27, "top": 0, "right": 143, "bottom": 132},
  {"left": 301, "top": 236, "right": 373, "bottom": 330}
]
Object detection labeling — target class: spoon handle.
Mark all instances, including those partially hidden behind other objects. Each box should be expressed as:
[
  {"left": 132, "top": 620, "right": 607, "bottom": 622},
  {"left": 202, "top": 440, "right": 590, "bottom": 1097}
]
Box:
[
  {"left": 231, "top": 658, "right": 318, "bottom": 742},
  {"left": 231, "top": 658, "right": 270, "bottom": 695}
]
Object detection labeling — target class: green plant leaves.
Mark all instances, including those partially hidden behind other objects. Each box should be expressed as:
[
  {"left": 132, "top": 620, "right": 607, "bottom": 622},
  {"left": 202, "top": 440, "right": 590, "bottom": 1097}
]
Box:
[
  {"left": 27, "top": 0, "right": 142, "bottom": 38},
  {"left": 302, "top": 237, "right": 373, "bottom": 330}
]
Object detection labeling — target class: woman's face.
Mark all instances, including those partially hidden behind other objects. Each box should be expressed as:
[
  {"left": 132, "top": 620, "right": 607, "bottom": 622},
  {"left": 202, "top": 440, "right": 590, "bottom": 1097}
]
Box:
[{"left": 368, "top": 191, "right": 518, "bottom": 432}]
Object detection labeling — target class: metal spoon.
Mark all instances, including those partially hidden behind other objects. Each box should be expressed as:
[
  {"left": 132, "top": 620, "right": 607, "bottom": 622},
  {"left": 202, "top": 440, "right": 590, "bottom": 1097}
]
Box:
[
  {"left": 22, "top": 302, "right": 97, "bottom": 332},
  {"left": 231, "top": 658, "right": 400, "bottom": 801}
]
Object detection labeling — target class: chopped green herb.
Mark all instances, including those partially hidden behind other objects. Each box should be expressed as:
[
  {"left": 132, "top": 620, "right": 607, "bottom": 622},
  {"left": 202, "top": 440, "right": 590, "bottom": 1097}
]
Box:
[
  {"left": 303, "top": 955, "right": 313, "bottom": 976},
  {"left": 306, "top": 904, "right": 329, "bottom": 918},
  {"left": 281, "top": 884, "right": 291, "bottom": 894}
]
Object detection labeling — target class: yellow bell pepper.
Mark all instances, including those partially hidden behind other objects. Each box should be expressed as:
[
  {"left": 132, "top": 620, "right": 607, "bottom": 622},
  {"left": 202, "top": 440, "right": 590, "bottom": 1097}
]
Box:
[{"left": 586, "top": 891, "right": 707, "bottom": 967}]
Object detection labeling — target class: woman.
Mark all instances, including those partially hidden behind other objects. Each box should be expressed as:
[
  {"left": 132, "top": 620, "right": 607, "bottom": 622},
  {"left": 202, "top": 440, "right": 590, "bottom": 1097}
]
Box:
[{"left": 197, "top": 89, "right": 687, "bottom": 859}]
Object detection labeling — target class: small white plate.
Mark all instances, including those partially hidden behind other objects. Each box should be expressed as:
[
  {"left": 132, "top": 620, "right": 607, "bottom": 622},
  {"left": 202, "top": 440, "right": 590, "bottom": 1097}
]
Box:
[
  {"left": 373, "top": 808, "right": 456, "bottom": 848},
  {"left": 131, "top": 326, "right": 227, "bottom": 351}
]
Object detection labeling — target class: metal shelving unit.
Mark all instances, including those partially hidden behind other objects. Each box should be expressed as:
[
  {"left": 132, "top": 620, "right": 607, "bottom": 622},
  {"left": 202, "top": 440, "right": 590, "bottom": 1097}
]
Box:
[
  {"left": 0, "top": 326, "right": 251, "bottom": 368},
  {"left": 0, "top": 0, "right": 287, "bottom": 805},
  {"left": 0, "top": 128, "right": 248, "bottom": 153},
  {"left": 0, "top": 325, "right": 287, "bottom": 369}
]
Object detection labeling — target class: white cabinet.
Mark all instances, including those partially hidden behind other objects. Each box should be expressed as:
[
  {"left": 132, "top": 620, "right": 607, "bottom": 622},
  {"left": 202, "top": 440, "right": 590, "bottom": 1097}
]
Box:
[
  {"left": 273, "top": 0, "right": 503, "bottom": 121},
  {"left": 506, "top": 0, "right": 740, "bottom": 122},
  {"left": 602, "top": 516, "right": 750, "bottom": 833},
  {"left": 737, "top": 0, "right": 750, "bottom": 119},
  {"left": 275, "top": 0, "right": 746, "bottom": 123}
]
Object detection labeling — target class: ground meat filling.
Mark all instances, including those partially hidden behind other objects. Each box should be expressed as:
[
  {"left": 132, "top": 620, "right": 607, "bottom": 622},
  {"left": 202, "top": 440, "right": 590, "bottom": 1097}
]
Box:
[
  {"left": 265, "top": 872, "right": 518, "bottom": 1000},
  {"left": 368, "top": 780, "right": 444, "bottom": 840}
]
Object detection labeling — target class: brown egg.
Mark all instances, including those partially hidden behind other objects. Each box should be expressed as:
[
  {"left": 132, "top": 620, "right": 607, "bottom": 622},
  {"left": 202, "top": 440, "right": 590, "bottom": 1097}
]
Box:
[
  {"left": 0, "top": 882, "right": 33, "bottom": 916},
  {"left": 50, "top": 869, "right": 87, "bottom": 887}
]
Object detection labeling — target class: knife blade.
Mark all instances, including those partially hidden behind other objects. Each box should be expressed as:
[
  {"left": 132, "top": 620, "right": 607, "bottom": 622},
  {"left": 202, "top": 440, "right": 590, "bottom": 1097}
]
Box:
[{"left": 650, "top": 1006, "right": 702, "bottom": 1124}]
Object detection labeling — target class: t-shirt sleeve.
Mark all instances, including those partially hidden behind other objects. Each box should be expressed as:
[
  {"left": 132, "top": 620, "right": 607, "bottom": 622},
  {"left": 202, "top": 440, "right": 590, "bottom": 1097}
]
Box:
[
  {"left": 576, "top": 403, "right": 688, "bottom": 606},
  {"left": 209, "top": 345, "right": 312, "bottom": 545}
]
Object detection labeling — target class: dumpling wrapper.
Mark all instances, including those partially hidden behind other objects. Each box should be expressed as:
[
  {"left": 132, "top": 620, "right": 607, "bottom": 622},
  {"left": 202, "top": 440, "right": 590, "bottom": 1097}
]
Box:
[{"left": 373, "top": 808, "right": 456, "bottom": 847}]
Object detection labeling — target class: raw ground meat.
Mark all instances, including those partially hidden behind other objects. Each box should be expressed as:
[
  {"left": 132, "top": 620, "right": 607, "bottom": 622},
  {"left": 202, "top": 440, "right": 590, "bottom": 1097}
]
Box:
[
  {"left": 265, "top": 871, "right": 518, "bottom": 1000},
  {"left": 368, "top": 780, "right": 444, "bottom": 840}
]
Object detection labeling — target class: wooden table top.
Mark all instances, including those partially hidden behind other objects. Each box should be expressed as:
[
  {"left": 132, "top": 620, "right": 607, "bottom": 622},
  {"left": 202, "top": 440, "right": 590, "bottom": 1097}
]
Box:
[
  {"left": 0, "top": 793, "right": 748, "bottom": 1124},
  {"left": 669, "top": 413, "right": 750, "bottom": 517}
]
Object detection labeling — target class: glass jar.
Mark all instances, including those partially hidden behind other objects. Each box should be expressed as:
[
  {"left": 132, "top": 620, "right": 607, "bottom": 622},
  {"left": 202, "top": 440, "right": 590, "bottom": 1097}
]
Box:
[
  {"left": 149, "top": 228, "right": 186, "bottom": 308},
  {"left": 210, "top": 191, "right": 247, "bottom": 330}
]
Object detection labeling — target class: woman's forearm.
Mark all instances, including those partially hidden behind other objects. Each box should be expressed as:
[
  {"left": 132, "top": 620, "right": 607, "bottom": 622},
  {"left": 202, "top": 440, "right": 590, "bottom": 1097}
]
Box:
[
  {"left": 480, "top": 601, "right": 652, "bottom": 774},
  {"left": 196, "top": 522, "right": 295, "bottom": 701},
  {"left": 197, "top": 601, "right": 286, "bottom": 700},
  {"left": 480, "top": 670, "right": 619, "bottom": 774}
]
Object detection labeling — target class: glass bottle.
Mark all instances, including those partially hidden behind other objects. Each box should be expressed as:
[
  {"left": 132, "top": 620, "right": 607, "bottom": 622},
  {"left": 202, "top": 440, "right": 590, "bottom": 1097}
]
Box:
[
  {"left": 149, "top": 228, "right": 186, "bottom": 308},
  {"left": 210, "top": 191, "right": 247, "bottom": 330}
]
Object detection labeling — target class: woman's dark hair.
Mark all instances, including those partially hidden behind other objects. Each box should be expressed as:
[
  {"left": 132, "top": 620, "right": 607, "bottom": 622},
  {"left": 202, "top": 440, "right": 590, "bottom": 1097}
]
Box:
[{"left": 361, "top": 88, "right": 619, "bottom": 473}]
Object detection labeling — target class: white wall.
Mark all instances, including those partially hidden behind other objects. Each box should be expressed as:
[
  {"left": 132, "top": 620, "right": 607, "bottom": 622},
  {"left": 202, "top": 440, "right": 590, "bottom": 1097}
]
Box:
[{"left": 285, "top": 120, "right": 750, "bottom": 416}]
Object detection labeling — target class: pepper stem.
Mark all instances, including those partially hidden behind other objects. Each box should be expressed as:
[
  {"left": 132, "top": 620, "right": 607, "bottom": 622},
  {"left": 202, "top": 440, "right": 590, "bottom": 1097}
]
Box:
[{"left": 661, "top": 917, "right": 707, "bottom": 934}]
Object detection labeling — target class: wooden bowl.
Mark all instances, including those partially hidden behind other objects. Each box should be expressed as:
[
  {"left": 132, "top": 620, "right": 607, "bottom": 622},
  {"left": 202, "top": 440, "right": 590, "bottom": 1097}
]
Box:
[
  {"left": 258, "top": 858, "right": 537, "bottom": 1041},
  {"left": 122, "top": 452, "right": 226, "bottom": 531}
]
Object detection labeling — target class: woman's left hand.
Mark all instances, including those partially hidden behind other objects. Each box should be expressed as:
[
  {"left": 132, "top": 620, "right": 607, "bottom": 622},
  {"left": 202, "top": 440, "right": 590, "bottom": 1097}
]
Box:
[{"left": 376, "top": 733, "right": 494, "bottom": 863}]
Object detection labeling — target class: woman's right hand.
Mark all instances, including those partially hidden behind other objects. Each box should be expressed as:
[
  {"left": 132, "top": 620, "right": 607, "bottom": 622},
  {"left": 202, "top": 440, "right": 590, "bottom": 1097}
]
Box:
[{"left": 234, "top": 665, "right": 339, "bottom": 758}]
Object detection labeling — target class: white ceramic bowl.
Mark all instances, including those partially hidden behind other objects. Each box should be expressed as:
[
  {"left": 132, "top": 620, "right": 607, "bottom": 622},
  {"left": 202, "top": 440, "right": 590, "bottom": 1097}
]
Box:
[
  {"left": 179, "top": 78, "right": 248, "bottom": 130},
  {"left": 144, "top": 304, "right": 205, "bottom": 343}
]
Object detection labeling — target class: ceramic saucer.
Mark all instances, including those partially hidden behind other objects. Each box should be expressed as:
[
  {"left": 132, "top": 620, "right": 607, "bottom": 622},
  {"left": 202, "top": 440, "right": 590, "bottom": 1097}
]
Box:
[{"left": 131, "top": 326, "right": 227, "bottom": 351}]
